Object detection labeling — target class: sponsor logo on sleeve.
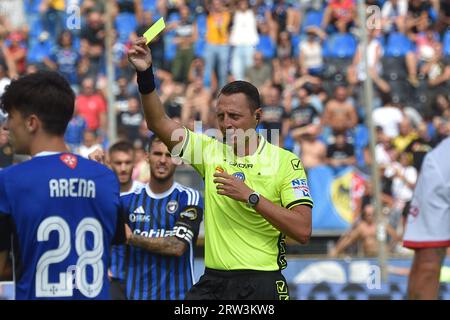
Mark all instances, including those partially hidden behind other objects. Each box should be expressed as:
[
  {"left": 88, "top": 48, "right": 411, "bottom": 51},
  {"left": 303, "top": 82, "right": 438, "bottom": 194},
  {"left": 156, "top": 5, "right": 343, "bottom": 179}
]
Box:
[{"left": 291, "top": 179, "right": 311, "bottom": 198}]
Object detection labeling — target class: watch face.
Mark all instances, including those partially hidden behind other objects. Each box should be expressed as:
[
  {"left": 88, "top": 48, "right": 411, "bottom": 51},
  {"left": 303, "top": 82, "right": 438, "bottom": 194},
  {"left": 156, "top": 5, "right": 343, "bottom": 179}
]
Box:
[{"left": 249, "top": 193, "right": 259, "bottom": 205}]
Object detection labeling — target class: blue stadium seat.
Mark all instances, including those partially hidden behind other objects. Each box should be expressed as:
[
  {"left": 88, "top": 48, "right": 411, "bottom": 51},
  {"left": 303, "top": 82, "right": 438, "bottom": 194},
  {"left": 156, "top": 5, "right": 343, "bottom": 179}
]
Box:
[
  {"left": 256, "top": 35, "right": 276, "bottom": 60},
  {"left": 443, "top": 30, "right": 450, "bottom": 57},
  {"left": 115, "top": 12, "right": 137, "bottom": 43},
  {"left": 325, "top": 33, "right": 357, "bottom": 59},
  {"left": 301, "top": 10, "right": 324, "bottom": 32},
  {"left": 385, "top": 32, "right": 413, "bottom": 57},
  {"left": 142, "top": 0, "right": 157, "bottom": 13}
]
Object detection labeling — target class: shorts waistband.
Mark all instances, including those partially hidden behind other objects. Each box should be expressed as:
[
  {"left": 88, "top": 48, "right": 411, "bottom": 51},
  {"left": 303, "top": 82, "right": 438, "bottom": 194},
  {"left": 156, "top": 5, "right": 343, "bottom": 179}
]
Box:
[{"left": 204, "top": 267, "right": 281, "bottom": 278}]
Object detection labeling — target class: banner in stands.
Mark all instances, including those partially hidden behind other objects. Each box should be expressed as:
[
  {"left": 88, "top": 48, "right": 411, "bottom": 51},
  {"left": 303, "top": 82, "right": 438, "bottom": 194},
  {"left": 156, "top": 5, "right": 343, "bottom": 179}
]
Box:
[{"left": 308, "top": 166, "right": 366, "bottom": 232}]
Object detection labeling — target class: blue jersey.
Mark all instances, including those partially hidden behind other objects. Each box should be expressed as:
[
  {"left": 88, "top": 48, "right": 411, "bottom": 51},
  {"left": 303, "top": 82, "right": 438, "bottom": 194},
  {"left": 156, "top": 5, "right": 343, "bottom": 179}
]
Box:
[
  {"left": 110, "top": 181, "right": 145, "bottom": 282},
  {"left": 0, "top": 153, "right": 124, "bottom": 300},
  {"left": 123, "top": 183, "right": 203, "bottom": 300}
]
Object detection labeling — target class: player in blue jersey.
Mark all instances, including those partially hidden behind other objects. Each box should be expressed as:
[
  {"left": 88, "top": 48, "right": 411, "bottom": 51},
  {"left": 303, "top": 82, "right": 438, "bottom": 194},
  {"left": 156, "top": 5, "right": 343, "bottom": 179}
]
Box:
[
  {"left": 89, "top": 135, "right": 204, "bottom": 300},
  {"left": 0, "top": 71, "right": 125, "bottom": 300},
  {"left": 107, "top": 141, "right": 144, "bottom": 300}
]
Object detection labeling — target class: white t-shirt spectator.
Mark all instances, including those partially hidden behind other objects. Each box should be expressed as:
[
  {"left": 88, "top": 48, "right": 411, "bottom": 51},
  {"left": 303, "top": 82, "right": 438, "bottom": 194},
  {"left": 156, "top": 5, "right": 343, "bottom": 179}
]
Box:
[
  {"left": 373, "top": 106, "right": 404, "bottom": 138},
  {"left": 382, "top": 0, "right": 408, "bottom": 19},
  {"left": 385, "top": 162, "right": 417, "bottom": 203},
  {"left": 375, "top": 143, "right": 393, "bottom": 167},
  {"left": 299, "top": 40, "right": 323, "bottom": 70},
  {"left": 229, "top": 9, "right": 259, "bottom": 46}
]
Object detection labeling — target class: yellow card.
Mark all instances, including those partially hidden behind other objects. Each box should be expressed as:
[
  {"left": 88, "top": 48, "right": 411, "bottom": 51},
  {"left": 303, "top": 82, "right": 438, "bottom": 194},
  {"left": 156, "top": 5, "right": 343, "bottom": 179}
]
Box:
[{"left": 143, "top": 17, "right": 165, "bottom": 44}]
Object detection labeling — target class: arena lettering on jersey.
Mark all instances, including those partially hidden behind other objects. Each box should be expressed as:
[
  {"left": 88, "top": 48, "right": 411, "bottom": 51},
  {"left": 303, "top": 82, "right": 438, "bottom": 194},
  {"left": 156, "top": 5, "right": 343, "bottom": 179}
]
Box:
[{"left": 49, "top": 178, "right": 96, "bottom": 198}]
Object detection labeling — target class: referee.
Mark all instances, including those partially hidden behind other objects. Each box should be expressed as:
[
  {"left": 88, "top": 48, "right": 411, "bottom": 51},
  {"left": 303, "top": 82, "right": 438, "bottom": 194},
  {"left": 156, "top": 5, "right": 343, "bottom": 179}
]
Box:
[{"left": 128, "top": 38, "right": 313, "bottom": 300}]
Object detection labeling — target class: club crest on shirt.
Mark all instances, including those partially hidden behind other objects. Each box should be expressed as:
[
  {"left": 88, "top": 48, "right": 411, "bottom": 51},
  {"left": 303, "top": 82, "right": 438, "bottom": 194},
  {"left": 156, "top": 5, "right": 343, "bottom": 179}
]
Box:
[
  {"left": 60, "top": 153, "right": 78, "bottom": 169},
  {"left": 232, "top": 172, "right": 245, "bottom": 181},
  {"left": 166, "top": 200, "right": 179, "bottom": 214}
]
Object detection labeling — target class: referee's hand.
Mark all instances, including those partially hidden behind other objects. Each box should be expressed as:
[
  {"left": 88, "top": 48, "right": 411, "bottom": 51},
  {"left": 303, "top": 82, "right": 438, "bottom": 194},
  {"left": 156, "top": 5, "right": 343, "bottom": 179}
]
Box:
[
  {"left": 213, "top": 171, "right": 253, "bottom": 203},
  {"left": 128, "top": 37, "right": 152, "bottom": 72}
]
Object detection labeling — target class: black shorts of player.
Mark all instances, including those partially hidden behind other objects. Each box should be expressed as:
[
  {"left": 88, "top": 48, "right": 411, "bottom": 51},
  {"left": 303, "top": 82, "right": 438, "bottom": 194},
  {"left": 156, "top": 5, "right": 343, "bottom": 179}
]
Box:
[
  {"left": 110, "top": 278, "right": 127, "bottom": 300},
  {"left": 185, "top": 268, "right": 290, "bottom": 300}
]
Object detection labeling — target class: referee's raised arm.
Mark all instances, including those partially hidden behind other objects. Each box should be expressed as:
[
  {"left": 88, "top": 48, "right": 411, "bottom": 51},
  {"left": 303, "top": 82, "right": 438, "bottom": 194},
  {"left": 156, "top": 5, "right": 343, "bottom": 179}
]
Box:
[{"left": 128, "top": 37, "right": 185, "bottom": 151}]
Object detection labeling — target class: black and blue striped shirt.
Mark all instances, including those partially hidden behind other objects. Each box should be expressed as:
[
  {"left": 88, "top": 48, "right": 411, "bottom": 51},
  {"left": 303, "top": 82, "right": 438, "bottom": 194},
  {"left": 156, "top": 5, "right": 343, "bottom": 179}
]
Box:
[{"left": 121, "top": 182, "right": 203, "bottom": 300}]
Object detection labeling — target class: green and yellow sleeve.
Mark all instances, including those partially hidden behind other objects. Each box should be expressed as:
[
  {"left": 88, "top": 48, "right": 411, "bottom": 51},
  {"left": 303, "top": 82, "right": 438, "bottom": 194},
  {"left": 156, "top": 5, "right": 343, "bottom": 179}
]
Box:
[
  {"left": 279, "top": 156, "right": 314, "bottom": 210},
  {"left": 171, "top": 127, "right": 213, "bottom": 178}
]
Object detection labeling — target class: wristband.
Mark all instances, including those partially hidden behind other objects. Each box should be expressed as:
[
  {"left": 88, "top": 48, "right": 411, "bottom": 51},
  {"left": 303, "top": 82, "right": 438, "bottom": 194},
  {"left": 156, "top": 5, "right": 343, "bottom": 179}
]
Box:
[{"left": 137, "top": 65, "right": 156, "bottom": 94}]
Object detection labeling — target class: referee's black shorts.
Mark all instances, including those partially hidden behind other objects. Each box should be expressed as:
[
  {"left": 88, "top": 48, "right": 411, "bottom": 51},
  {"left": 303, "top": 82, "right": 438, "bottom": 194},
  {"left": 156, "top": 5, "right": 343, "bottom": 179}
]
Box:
[{"left": 185, "top": 268, "right": 290, "bottom": 300}]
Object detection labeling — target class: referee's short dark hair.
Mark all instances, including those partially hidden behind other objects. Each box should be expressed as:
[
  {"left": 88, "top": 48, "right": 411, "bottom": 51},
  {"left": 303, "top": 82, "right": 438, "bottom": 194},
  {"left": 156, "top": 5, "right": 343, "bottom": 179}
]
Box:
[
  {"left": 219, "top": 81, "right": 261, "bottom": 112},
  {"left": 0, "top": 71, "right": 75, "bottom": 136},
  {"left": 109, "top": 140, "right": 135, "bottom": 156}
]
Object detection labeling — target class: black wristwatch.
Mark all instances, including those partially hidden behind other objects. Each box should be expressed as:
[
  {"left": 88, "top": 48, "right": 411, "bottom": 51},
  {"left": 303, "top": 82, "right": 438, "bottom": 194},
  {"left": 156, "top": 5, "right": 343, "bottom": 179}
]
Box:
[{"left": 247, "top": 192, "right": 260, "bottom": 208}]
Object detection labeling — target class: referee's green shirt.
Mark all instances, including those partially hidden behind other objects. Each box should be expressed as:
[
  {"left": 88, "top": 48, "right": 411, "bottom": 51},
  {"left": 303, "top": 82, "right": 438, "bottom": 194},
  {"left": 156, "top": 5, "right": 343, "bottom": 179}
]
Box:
[{"left": 174, "top": 128, "right": 314, "bottom": 271}]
